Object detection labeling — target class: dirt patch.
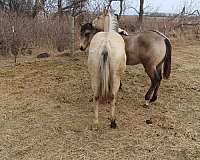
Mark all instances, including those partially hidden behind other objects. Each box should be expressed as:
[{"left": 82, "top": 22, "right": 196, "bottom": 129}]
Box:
[{"left": 0, "top": 41, "right": 200, "bottom": 159}]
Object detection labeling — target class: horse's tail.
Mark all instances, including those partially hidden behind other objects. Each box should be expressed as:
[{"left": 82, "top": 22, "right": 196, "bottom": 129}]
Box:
[
  {"left": 163, "top": 38, "right": 172, "bottom": 79},
  {"left": 97, "top": 46, "right": 112, "bottom": 103}
]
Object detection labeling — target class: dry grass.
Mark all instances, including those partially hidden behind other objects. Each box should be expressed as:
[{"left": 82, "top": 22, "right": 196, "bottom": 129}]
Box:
[{"left": 0, "top": 40, "right": 200, "bottom": 160}]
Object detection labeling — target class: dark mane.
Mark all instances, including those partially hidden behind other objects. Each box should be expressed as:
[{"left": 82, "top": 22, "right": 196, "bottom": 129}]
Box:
[
  {"left": 81, "top": 23, "right": 101, "bottom": 33},
  {"left": 81, "top": 23, "right": 93, "bottom": 32}
]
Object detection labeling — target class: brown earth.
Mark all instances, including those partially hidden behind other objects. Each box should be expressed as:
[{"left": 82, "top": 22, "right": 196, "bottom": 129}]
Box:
[{"left": 0, "top": 40, "right": 200, "bottom": 160}]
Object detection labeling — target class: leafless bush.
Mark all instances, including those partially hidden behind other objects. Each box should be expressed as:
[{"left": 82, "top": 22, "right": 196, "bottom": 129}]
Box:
[
  {"left": 0, "top": 10, "right": 76, "bottom": 56},
  {"left": 119, "top": 14, "right": 200, "bottom": 40}
]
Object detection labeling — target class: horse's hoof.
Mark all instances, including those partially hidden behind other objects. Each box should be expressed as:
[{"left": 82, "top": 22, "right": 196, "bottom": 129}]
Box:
[
  {"left": 90, "top": 119, "right": 100, "bottom": 131},
  {"left": 145, "top": 100, "right": 150, "bottom": 106},
  {"left": 150, "top": 95, "right": 157, "bottom": 102},
  {"left": 90, "top": 123, "right": 99, "bottom": 131},
  {"left": 110, "top": 120, "right": 117, "bottom": 129},
  {"left": 146, "top": 119, "right": 153, "bottom": 124},
  {"left": 89, "top": 98, "right": 93, "bottom": 102}
]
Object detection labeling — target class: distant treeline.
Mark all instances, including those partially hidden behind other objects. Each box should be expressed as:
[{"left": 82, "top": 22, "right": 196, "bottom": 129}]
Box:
[
  {"left": 145, "top": 12, "right": 200, "bottom": 17},
  {"left": 145, "top": 12, "right": 178, "bottom": 17}
]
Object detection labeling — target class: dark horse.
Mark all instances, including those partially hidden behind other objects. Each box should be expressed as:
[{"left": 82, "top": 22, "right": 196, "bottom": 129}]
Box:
[{"left": 80, "top": 23, "right": 172, "bottom": 106}]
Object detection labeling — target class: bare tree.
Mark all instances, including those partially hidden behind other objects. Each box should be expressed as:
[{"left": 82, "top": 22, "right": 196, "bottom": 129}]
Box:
[
  {"left": 11, "top": 26, "right": 19, "bottom": 64},
  {"left": 138, "top": 0, "right": 144, "bottom": 31},
  {"left": 107, "top": 0, "right": 124, "bottom": 19},
  {"left": 62, "top": 0, "right": 87, "bottom": 16},
  {"left": 0, "top": 0, "right": 34, "bottom": 15},
  {"left": 62, "top": 0, "right": 87, "bottom": 55},
  {"left": 33, "top": 0, "right": 46, "bottom": 18}
]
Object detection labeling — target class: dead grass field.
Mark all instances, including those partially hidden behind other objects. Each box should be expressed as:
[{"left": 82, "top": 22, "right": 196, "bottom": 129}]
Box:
[{"left": 0, "top": 40, "right": 200, "bottom": 160}]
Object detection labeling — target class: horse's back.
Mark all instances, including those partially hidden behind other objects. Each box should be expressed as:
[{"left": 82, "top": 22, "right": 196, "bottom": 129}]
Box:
[
  {"left": 89, "top": 31, "right": 126, "bottom": 61},
  {"left": 90, "top": 31, "right": 125, "bottom": 49},
  {"left": 124, "top": 31, "right": 166, "bottom": 65},
  {"left": 125, "top": 31, "right": 165, "bottom": 51}
]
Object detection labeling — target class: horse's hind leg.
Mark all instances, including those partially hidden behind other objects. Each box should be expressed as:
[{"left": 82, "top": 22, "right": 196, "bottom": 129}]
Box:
[
  {"left": 150, "top": 65, "right": 162, "bottom": 102},
  {"left": 93, "top": 96, "right": 100, "bottom": 130},
  {"left": 110, "top": 96, "right": 117, "bottom": 128},
  {"left": 110, "top": 75, "right": 120, "bottom": 129},
  {"left": 92, "top": 79, "right": 100, "bottom": 130},
  {"left": 119, "top": 80, "right": 122, "bottom": 90},
  {"left": 144, "top": 65, "right": 161, "bottom": 105}
]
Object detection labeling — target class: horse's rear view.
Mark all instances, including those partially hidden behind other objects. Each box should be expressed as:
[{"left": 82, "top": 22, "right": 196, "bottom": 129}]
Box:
[{"left": 87, "top": 10, "right": 126, "bottom": 129}]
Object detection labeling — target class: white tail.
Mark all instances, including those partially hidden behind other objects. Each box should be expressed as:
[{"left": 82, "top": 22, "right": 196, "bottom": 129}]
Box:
[{"left": 97, "top": 46, "right": 112, "bottom": 102}]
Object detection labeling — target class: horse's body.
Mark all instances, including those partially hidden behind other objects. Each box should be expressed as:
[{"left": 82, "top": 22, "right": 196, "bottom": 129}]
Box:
[
  {"left": 122, "top": 31, "right": 171, "bottom": 104},
  {"left": 124, "top": 31, "right": 169, "bottom": 66},
  {"left": 80, "top": 11, "right": 126, "bottom": 128}
]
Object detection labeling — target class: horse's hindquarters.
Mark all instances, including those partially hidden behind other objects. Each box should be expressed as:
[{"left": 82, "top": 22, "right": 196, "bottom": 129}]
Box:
[{"left": 88, "top": 32, "right": 126, "bottom": 100}]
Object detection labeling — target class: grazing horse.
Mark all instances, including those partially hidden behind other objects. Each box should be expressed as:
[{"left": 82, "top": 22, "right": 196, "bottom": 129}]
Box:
[
  {"left": 80, "top": 10, "right": 126, "bottom": 128},
  {"left": 84, "top": 11, "right": 172, "bottom": 106}
]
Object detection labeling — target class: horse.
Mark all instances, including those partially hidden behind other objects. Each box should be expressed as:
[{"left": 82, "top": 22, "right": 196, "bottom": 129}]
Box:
[
  {"left": 80, "top": 10, "right": 126, "bottom": 129},
  {"left": 84, "top": 11, "right": 172, "bottom": 106},
  {"left": 123, "top": 31, "right": 172, "bottom": 105}
]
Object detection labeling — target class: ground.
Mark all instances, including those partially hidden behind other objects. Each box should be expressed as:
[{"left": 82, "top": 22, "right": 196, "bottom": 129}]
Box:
[{"left": 0, "top": 40, "right": 200, "bottom": 160}]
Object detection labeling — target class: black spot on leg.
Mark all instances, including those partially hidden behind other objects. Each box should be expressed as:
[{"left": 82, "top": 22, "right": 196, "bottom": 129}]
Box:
[
  {"left": 119, "top": 81, "right": 122, "bottom": 90},
  {"left": 110, "top": 93, "right": 114, "bottom": 101},
  {"left": 89, "top": 98, "right": 93, "bottom": 102},
  {"left": 94, "top": 96, "right": 99, "bottom": 101},
  {"left": 110, "top": 119, "right": 117, "bottom": 129}
]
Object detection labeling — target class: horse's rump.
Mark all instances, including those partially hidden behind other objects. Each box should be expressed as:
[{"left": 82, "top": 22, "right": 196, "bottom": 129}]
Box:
[
  {"left": 88, "top": 32, "right": 126, "bottom": 104},
  {"left": 97, "top": 46, "right": 113, "bottom": 103}
]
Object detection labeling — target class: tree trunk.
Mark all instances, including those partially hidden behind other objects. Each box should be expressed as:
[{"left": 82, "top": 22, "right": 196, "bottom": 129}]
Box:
[
  {"left": 67, "top": 15, "right": 75, "bottom": 56},
  {"left": 138, "top": 0, "right": 144, "bottom": 31},
  {"left": 33, "top": 0, "right": 39, "bottom": 17},
  {"left": 33, "top": 0, "right": 46, "bottom": 18},
  {"left": 58, "top": 0, "right": 62, "bottom": 17},
  {"left": 69, "top": 16, "right": 75, "bottom": 56},
  {"left": 118, "top": 0, "right": 123, "bottom": 19}
]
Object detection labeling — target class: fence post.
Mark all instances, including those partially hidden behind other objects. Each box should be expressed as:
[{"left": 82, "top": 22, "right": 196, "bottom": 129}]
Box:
[
  {"left": 68, "top": 15, "right": 75, "bottom": 56},
  {"left": 72, "top": 16, "right": 75, "bottom": 55}
]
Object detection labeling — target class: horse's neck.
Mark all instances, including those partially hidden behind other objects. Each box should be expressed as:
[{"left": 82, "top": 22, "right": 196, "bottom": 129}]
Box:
[
  {"left": 105, "top": 12, "right": 118, "bottom": 32},
  {"left": 104, "top": 16, "right": 109, "bottom": 32}
]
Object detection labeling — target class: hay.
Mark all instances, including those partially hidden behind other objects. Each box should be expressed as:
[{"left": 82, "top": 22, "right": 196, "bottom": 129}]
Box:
[{"left": 0, "top": 41, "right": 200, "bottom": 159}]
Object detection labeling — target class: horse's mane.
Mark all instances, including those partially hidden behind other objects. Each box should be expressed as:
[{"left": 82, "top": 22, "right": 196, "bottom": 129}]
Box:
[
  {"left": 108, "top": 11, "right": 119, "bottom": 32},
  {"left": 81, "top": 23, "right": 101, "bottom": 33}
]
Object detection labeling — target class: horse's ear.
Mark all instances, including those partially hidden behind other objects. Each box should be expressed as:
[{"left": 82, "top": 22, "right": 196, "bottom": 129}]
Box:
[{"left": 103, "top": 8, "right": 108, "bottom": 16}]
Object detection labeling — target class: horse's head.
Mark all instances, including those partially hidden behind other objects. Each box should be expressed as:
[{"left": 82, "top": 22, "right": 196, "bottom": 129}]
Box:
[
  {"left": 80, "top": 23, "right": 96, "bottom": 51},
  {"left": 92, "top": 9, "right": 119, "bottom": 32},
  {"left": 92, "top": 9, "right": 109, "bottom": 31}
]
